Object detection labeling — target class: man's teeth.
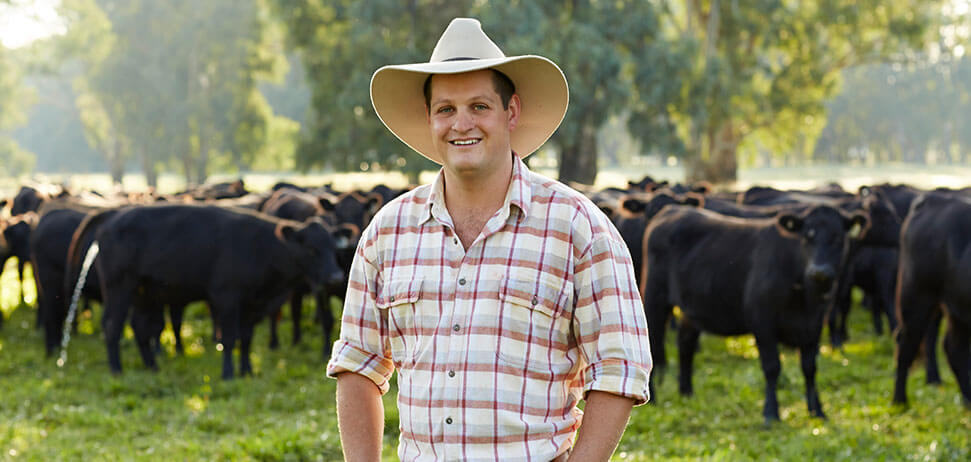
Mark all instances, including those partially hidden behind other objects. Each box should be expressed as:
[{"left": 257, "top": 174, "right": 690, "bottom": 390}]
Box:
[{"left": 452, "top": 139, "right": 478, "bottom": 145}]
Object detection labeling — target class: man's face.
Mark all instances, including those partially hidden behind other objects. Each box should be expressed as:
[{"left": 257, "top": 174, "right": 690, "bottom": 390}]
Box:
[{"left": 426, "top": 70, "right": 520, "bottom": 180}]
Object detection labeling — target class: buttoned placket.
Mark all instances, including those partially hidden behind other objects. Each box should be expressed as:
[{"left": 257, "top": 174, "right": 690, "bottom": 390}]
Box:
[{"left": 441, "top": 224, "right": 469, "bottom": 455}]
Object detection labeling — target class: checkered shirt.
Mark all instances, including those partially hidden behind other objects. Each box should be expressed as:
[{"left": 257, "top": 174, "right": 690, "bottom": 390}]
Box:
[{"left": 327, "top": 156, "right": 652, "bottom": 461}]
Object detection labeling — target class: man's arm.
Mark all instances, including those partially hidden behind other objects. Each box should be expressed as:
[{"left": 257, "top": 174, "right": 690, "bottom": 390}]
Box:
[
  {"left": 336, "top": 372, "right": 385, "bottom": 462},
  {"left": 567, "top": 391, "right": 635, "bottom": 461}
]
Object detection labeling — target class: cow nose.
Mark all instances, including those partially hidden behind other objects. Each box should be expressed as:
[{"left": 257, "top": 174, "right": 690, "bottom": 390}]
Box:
[
  {"left": 328, "top": 270, "right": 345, "bottom": 286},
  {"left": 806, "top": 264, "right": 836, "bottom": 286}
]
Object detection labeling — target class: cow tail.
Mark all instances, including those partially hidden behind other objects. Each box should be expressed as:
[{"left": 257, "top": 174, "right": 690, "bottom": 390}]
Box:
[{"left": 64, "top": 209, "right": 118, "bottom": 302}]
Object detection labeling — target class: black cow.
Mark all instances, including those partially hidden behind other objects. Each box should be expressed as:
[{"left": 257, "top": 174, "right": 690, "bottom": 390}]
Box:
[
  {"left": 260, "top": 188, "right": 357, "bottom": 358},
  {"left": 893, "top": 193, "right": 971, "bottom": 408},
  {"left": 611, "top": 191, "right": 701, "bottom": 287},
  {"left": 31, "top": 208, "right": 104, "bottom": 355},
  {"left": 643, "top": 205, "right": 866, "bottom": 423},
  {"left": 827, "top": 188, "right": 903, "bottom": 347},
  {"left": 2, "top": 213, "right": 38, "bottom": 308},
  {"left": 67, "top": 204, "right": 345, "bottom": 379}
]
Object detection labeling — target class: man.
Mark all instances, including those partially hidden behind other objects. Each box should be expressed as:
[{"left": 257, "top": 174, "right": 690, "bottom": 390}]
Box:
[{"left": 326, "top": 18, "right": 652, "bottom": 461}]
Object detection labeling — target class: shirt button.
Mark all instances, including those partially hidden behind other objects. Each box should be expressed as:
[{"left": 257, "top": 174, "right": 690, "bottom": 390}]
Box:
[
  {"left": 445, "top": 417, "right": 453, "bottom": 424},
  {"left": 390, "top": 296, "right": 395, "bottom": 302},
  {"left": 458, "top": 277, "right": 467, "bottom": 286},
  {"left": 453, "top": 237, "right": 459, "bottom": 245},
  {"left": 452, "top": 324, "right": 461, "bottom": 332},
  {"left": 448, "top": 370, "right": 455, "bottom": 378},
  {"left": 531, "top": 296, "right": 538, "bottom": 306}
]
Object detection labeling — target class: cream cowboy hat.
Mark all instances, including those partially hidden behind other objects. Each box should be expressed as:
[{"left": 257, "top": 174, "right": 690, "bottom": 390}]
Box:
[{"left": 370, "top": 17, "right": 569, "bottom": 164}]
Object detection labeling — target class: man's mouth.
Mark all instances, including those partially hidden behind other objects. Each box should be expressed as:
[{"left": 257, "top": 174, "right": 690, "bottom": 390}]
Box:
[{"left": 450, "top": 139, "right": 480, "bottom": 146}]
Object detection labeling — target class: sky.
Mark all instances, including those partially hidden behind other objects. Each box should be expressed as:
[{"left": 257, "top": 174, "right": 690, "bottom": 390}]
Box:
[{"left": 0, "top": 0, "right": 65, "bottom": 49}]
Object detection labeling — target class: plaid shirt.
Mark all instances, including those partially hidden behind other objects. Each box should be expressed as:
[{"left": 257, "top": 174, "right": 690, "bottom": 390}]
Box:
[{"left": 327, "top": 156, "right": 652, "bottom": 461}]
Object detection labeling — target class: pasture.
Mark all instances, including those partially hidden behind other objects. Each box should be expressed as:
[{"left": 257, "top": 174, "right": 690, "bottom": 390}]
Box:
[
  {"left": 1, "top": 256, "right": 969, "bottom": 461},
  {"left": 2, "top": 166, "right": 971, "bottom": 461}
]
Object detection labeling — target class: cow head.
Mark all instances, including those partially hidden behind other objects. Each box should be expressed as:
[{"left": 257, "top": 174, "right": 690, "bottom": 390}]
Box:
[
  {"left": 276, "top": 218, "right": 345, "bottom": 290},
  {"left": 777, "top": 206, "right": 867, "bottom": 292},
  {"left": 859, "top": 188, "right": 901, "bottom": 247}
]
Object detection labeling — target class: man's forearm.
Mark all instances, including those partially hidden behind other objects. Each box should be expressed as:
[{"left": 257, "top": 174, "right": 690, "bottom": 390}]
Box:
[
  {"left": 336, "top": 372, "right": 385, "bottom": 462},
  {"left": 568, "top": 391, "right": 635, "bottom": 461}
]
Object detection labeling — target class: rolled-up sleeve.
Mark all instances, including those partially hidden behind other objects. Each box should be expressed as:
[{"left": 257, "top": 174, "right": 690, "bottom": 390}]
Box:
[
  {"left": 326, "top": 231, "right": 395, "bottom": 394},
  {"left": 573, "top": 228, "right": 653, "bottom": 405}
]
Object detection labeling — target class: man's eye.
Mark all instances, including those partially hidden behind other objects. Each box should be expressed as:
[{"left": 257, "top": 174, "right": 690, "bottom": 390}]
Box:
[
  {"left": 436, "top": 106, "right": 453, "bottom": 114},
  {"left": 474, "top": 104, "right": 488, "bottom": 110}
]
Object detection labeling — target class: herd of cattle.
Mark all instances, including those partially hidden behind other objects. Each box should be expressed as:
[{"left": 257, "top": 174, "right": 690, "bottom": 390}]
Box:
[{"left": 0, "top": 175, "right": 968, "bottom": 423}]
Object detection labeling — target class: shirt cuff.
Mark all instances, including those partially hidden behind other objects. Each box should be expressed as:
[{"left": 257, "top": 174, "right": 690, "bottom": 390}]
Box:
[
  {"left": 583, "top": 358, "right": 651, "bottom": 406},
  {"left": 326, "top": 339, "right": 395, "bottom": 395}
]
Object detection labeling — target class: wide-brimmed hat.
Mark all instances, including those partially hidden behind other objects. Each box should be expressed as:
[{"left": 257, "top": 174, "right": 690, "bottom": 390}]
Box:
[{"left": 370, "top": 18, "right": 569, "bottom": 164}]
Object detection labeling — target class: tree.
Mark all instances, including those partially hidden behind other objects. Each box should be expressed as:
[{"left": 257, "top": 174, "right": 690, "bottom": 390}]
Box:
[
  {"left": 273, "top": 1, "right": 671, "bottom": 185},
  {"left": 57, "top": 0, "right": 287, "bottom": 186},
  {"left": 628, "top": 0, "right": 940, "bottom": 185},
  {"left": 0, "top": 43, "right": 36, "bottom": 177}
]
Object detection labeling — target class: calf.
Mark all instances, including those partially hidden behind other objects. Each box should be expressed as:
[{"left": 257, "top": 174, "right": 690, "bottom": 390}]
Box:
[
  {"left": 893, "top": 193, "right": 971, "bottom": 407},
  {"left": 643, "top": 205, "right": 865, "bottom": 423},
  {"left": 68, "top": 204, "right": 345, "bottom": 379}
]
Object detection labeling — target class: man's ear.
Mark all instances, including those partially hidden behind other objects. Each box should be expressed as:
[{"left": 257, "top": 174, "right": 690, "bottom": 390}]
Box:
[{"left": 507, "top": 94, "right": 521, "bottom": 131}]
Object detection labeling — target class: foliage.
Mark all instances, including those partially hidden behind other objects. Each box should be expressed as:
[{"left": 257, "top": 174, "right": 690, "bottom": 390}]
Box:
[
  {"left": 0, "top": 42, "right": 36, "bottom": 177},
  {"left": 627, "top": 0, "right": 942, "bottom": 183},
  {"left": 1, "top": 256, "right": 970, "bottom": 460},
  {"left": 816, "top": 50, "right": 971, "bottom": 164},
  {"left": 55, "top": 0, "right": 295, "bottom": 186}
]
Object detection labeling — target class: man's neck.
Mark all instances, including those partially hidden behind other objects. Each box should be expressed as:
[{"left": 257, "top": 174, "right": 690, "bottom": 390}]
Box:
[{"left": 442, "top": 154, "right": 514, "bottom": 217}]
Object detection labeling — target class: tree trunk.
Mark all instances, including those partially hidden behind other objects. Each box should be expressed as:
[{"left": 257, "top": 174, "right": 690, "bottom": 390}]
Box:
[
  {"left": 109, "top": 138, "right": 124, "bottom": 185},
  {"left": 685, "top": 121, "right": 738, "bottom": 185},
  {"left": 142, "top": 154, "right": 158, "bottom": 189},
  {"left": 557, "top": 120, "right": 598, "bottom": 186},
  {"left": 196, "top": 132, "right": 209, "bottom": 185}
]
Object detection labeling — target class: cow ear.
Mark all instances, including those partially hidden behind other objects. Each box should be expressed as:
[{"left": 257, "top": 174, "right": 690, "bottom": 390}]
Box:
[
  {"left": 318, "top": 196, "right": 336, "bottom": 212},
  {"left": 0, "top": 199, "right": 7, "bottom": 209},
  {"left": 334, "top": 223, "right": 359, "bottom": 249},
  {"left": 682, "top": 192, "right": 704, "bottom": 208},
  {"left": 777, "top": 214, "right": 803, "bottom": 234},
  {"left": 274, "top": 222, "right": 299, "bottom": 243},
  {"left": 598, "top": 204, "right": 616, "bottom": 220},
  {"left": 621, "top": 197, "right": 646, "bottom": 214},
  {"left": 846, "top": 212, "right": 869, "bottom": 240}
]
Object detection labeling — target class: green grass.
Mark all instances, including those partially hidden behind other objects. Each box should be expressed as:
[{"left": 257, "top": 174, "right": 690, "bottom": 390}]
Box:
[{"left": 1, "top": 256, "right": 970, "bottom": 461}]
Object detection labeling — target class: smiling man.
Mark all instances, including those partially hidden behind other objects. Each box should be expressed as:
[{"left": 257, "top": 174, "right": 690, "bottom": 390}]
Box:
[{"left": 326, "top": 18, "right": 653, "bottom": 462}]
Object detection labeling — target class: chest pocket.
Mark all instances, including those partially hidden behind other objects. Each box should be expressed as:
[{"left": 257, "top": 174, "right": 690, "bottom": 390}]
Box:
[
  {"left": 496, "top": 277, "right": 573, "bottom": 377},
  {"left": 376, "top": 278, "right": 425, "bottom": 367}
]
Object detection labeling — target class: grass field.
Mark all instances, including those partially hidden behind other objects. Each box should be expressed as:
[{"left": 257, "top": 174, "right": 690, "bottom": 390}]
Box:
[{"left": 1, "top": 253, "right": 970, "bottom": 461}]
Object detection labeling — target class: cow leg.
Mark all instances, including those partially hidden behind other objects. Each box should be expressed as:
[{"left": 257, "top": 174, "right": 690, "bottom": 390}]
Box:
[
  {"left": 291, "top": 289, "right": 304, "bottom": 346},
  {"left": 214, "top": 301, "right": 240, "bottom": 380},
  {"left": 169, "top": 304, "right": 186, "bottom": 355},
  {"left": 875, "top": 263, "right": 898, "bottom": 336},
  {"left": 643, "top": 271, "right": 671, "bottom": 401},
  {"left": 893, "top": 277, "right": 937, "bottom": 405},
  {"left": 130, "top": 308, "right": 160, "bottom": 371},
  {"left": 799, "top": 343, "right": 826, "bottom": 419},
  {"left": 239, "top": 321, "right": 256, "bottom": 377},
  {"left": 924, "top": 308, "right": 944, "bottom": 385},
  {"left": 103, "top": 286, "right": 135, "bottom": 374},
  {"left": 942, "top": 315, "right": 971, "bottom": 407},
  {"left": 754, "top": 336, "right": 782, "bottom": 423},
  {"left": 317, "top": 291, "right": 334, "bottom": 359},
  {"left": 676, "top": 323, "right": 701, "bottom": 396},
  {"left": 268, "top": 298, "right": 288, "bottom": 350},
  {"left": 828, "top": 268, "right": 854, "bottom": 349}
]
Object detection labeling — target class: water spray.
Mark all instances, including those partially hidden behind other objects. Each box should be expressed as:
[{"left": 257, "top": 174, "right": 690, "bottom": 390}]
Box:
[{"left": 58, "top": 241, "right": 100, "bottom": 368}]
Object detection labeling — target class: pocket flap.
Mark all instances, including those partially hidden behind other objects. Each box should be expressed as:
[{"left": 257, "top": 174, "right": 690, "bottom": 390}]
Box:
[
  {"left": 376, "top": 278, "right": 422, "bottom": 309},
  {"left": 500, "top": 278, "right": 564, "bottom": 318}
]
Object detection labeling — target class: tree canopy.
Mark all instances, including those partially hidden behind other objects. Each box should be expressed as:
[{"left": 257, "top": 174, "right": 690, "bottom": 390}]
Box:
[{"left": 2, "top": 0, "right": 965, "bottom": 186}]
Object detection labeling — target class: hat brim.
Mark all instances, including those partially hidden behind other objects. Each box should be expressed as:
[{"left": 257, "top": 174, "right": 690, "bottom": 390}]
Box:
[{"left": 370, "top": 55, "right": 568, "bottom": 164}]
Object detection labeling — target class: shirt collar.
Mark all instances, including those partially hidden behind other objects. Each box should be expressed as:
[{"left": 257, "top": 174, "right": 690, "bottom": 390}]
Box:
[{"left": 421, "top": 153, "right": 533, "bottom": 226}]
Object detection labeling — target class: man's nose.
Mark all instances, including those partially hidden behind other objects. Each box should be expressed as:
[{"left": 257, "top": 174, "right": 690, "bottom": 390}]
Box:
[{"left": 452, "top": 109, "right": 475, "bottom": 131}]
